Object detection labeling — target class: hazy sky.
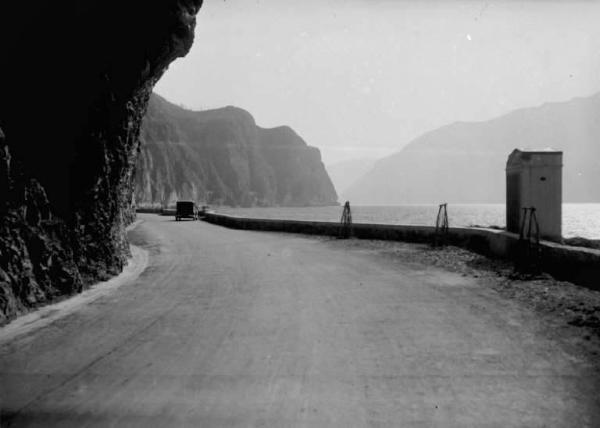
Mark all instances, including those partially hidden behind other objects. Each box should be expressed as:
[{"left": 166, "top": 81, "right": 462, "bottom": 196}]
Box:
[{"left": 155, "top": 0, "right": 600, "bottom": 165}]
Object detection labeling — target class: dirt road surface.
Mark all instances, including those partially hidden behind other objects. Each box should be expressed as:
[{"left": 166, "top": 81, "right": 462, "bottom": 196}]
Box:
[{"left": 1, "top": 214, "right": 599, "bottom": 427}]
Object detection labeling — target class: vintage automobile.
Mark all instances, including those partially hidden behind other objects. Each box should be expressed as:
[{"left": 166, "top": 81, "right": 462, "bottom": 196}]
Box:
[{"left": 175, "top": 201, "right": 198, "bottom": 221}]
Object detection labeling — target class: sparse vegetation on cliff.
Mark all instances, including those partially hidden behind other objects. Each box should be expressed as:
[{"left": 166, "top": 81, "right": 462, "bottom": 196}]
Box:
[{"left": 135, "top": 94, "right": 338, "bottom": 208}]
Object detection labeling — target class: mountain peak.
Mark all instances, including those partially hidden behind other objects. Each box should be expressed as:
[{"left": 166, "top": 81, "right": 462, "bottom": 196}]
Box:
[{"left": 344, "top": 93, "right": 600, "bottom": 204}]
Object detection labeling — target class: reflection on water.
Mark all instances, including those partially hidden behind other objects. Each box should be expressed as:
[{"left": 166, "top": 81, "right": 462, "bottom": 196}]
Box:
[{"left": 218, "top": 203, "right": 600, "bottom": 239}]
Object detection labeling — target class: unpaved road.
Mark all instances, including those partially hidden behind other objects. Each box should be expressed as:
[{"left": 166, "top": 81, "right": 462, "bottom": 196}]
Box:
[{"left": 1, "top": 214, "right": 599, "bottom": 427}]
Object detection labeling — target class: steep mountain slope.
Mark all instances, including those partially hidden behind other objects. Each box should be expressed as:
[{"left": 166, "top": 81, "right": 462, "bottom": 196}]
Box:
[
  {"left": 0, "top": 0, "right": 202, "bottom": 323},
  {"left": 345, "top": 93, "right": 600, "bottom": 204},
  {"left": 136, "top": 94, "right": 338, "bottom": 207}
]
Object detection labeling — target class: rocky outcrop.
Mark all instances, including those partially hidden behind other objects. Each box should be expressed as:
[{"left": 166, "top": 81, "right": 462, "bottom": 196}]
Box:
[
  {"left": 0, "top": 1, "right": 203, "bottom": 323},
  {"left": 135, "top": 94, "right": 338, "bottom": 207}
]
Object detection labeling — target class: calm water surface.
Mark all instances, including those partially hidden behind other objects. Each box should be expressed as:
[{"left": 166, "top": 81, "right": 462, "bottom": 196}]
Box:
[{"left": 218, "top": 204, "right": 600, "bottom": 239}]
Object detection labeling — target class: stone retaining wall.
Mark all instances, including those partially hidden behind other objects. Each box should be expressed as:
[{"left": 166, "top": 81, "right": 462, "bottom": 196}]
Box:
[{"left": 203, "top": 212, "right": 600, "bottom": 290}]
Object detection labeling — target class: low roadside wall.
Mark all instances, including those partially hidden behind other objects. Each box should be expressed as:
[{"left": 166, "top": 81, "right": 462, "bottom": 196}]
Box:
[{"left": 204, "top": 212, "right": 600, "bottom": 290}]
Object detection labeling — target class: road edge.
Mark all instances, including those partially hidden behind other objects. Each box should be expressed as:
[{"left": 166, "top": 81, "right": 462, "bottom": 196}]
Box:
[{"left": 0, "top": 222, "right": 149, "bottom": 344}]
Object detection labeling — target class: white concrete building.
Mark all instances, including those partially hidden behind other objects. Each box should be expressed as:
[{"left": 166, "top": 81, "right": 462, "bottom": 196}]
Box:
[{"left": 506, "top": 149, "right": 563, "bottom": 241}]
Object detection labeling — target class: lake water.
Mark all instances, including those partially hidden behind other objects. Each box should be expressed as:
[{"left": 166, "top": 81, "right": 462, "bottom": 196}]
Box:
[{"left": 217, "top": 204, "right": 600, "bottom": 239}]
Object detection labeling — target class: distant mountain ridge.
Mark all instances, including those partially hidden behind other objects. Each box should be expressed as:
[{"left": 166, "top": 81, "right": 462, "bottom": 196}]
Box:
[
  {"left": 326, "top": 158, "right": 376, "bottom": 198},
  {"left": 135, "top": 94, "right": 338, "bottom": 207},
  {"left": 344, "top": 93, "right": 600, "bottom": 204}
]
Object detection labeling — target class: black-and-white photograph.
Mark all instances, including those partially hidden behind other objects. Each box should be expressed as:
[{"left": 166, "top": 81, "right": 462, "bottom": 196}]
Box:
[{"left": 1, "top": 0, "right": 599, "bottom": 426}]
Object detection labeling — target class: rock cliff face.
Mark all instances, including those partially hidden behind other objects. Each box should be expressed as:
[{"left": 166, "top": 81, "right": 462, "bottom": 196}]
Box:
[
  {"left": 0, "top": 1, "right": 203, "bottom": 323},
  {"left": 136, "top": 94, "right": 338, "bottom": 207}
]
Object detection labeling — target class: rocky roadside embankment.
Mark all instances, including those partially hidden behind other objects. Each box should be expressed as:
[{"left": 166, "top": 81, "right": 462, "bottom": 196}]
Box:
[{"left": 0, "top": 1, "right": 203, "bottom": 324}]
